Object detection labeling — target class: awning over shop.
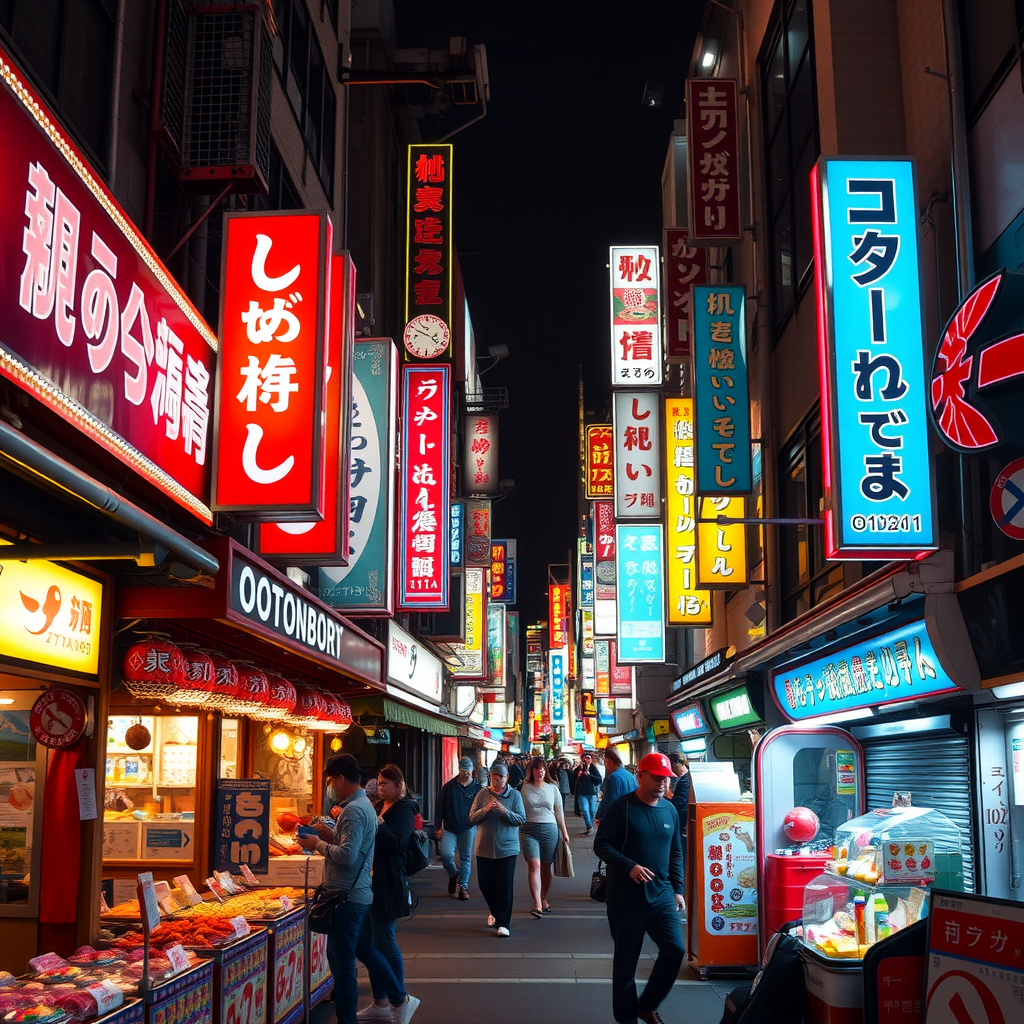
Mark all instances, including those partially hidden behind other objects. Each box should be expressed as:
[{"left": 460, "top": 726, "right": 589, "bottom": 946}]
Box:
[{"left": 347, "top": 696, "right": 461, "bottom": 737}]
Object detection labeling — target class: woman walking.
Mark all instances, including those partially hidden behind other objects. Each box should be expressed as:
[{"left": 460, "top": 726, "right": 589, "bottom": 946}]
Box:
[
  {"left": 521, "top": 755, "right": 570, "bottom": 917},
  {"left": 355, "top": 764, "right": 420, "bottom": 1024},
  {"left": 469, "top": 760, "right": 526, "bottom": 936}
]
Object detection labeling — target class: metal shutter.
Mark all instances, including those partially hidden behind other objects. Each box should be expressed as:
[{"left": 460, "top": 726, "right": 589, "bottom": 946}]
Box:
[{"left": 860, "top": 735, "right": 974, "bottom": 892}]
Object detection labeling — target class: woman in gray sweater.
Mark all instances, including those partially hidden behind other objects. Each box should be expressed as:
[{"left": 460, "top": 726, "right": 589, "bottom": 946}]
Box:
[
  {"left": 521, "top": 756, "right": 570, "bottom": 917},
  {"left": 469, "top": 760, "right": 526, "bottom": 936}
]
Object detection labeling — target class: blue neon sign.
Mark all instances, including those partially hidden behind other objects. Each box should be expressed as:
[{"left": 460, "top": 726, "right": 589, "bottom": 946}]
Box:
[{"left": 549, "top": 651, "right": 565, "bottom": 723}]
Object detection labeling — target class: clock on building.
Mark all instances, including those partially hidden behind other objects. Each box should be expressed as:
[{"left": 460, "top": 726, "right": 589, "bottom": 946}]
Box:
[{"left": 403, "top": 314, "right": 450, "bottom": 359}]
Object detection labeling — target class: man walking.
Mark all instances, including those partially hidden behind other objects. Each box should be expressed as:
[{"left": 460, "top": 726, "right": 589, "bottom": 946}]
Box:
[
  {"left": 506, "top": 755, "right": 525, "bottom": 790},
  {"left": 666, "top": 754, "right": 690, "bottom": 876},
  {"left": 434, "top": 756, "right": 481, "bottom": 900},
  {"left": 572, "top": 752, "right": 602, "bottom": 835},
  {"left": 595, "top": 748, "right": 638, "bottom": 830},
  {"left": 296, "top": 754, "right": 377, "bottom": 1024},
  {"left": 594, "top": 752, "right": 685, "bottom": 1024}
]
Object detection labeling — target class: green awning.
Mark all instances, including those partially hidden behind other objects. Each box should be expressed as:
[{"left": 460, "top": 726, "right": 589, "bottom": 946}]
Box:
[{"left": 383, "top": 698, "right": 460, "bottom": 736}]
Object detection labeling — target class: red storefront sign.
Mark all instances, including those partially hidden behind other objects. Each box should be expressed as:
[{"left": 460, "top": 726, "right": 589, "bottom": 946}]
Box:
[
  {"left": 594, "top": 502, "right": 616, "bottom": 562},
  {"left": 0, "top": 43, "right": 216, "bottom": 522},
  {"left": 464, "top": 413, "right": 498, "bottom": 494},
  {"left": 404, "top": 144, "right": 454, "bottom": 345},
  {"left": 664, "top": 228, "right": 708, "bottom": 360},
  {"left": 686, "top": 79, "right": 741, "bottom": 244},
  {"left": 258, "top": 252, "right": 356, "bottom": 561},
  {"left": 608, "top": 641, "right": 633, "bottom": 697},
  {"left": 398, "top": 364, "right": 450, "bottom": 609},
  {"left": 585, "top": 425, "right": 614, "bottom": 499},
  {"left": 213, "top": 211, "right": 331, "bottom": 518},
  {"left": 490, "top": 542, "right": 508, "bottom": 600},
  {"left": 549, "top": 584, "right": 568, "bottom": 649}
]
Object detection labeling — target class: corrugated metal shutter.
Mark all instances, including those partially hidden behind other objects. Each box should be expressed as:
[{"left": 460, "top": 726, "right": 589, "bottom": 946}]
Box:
[{"left": 861, "top": 735, "right": 974, "bottom": 892}]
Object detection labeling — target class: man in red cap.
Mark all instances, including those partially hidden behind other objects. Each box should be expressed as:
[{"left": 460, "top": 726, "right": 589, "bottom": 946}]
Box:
[{"left": 594, "top": 751, "right": 685, "bottom": 1024}]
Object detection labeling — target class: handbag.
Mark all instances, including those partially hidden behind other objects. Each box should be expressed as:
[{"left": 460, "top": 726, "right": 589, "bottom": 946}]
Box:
[
  {"left": 553, "top": 837, "right": 574, "bottom": 878},
  {"left": 307, "top": 839, "right": 372, "bottom": 934},
  {"left": 589, "top": 803, "right": 629, "bottom": 904},
  {"left": 405, "top": 829, "right": 431, "bottom": 875}
]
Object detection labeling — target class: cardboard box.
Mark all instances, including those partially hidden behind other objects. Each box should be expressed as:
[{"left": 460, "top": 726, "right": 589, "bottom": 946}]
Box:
[{"left": 262, "top": 855, "right": 323, "bottom": 887}]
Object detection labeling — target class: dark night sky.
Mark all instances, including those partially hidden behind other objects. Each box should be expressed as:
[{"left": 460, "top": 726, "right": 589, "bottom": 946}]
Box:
[{"left": 395, "top": 1, "right": 705, "bottom": 629}]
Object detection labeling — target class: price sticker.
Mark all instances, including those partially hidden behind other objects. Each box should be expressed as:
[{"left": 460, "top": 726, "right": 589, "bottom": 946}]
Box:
[
  {"left": 173, "top": 874, "right": 204, "bottom": 906},
  {"left": 137, "top": 872, "right": 161, "bottom": 932},
  {"left": 229, "top": 915, "right": 251, "bottom": 938},
  {"left": 29, "top": 952, "right": 68, "bottom": 973},
  {"left": 239, "top": 864, "right": 260, "bottom": 886},
  {"left": 205, "top": 877, "right": 227, "bottom": 902},
  {"left": 216, "top": 870, "right": 243, "bottom": 894},
  {"left": 153, "top": 881, "right": 172, "bottom": 901},
  {"left": 280, "top": 895, "right": 294, "bottom": 911},
  {"left": 99, "top": 893, "right": 110, "bottom": 915},
  {"left": 87, "top": 980, "right": 124, "bottom": 1015},
  {"left": 165, "top": 945, "right": 189, "bottom": 975},
  {"left": 158, "top": 896, "right": 179, "bottom": 917}
]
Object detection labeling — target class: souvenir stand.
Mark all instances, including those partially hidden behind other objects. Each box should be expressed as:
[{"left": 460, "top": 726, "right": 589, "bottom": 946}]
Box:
[{"left": 685, "top": 763, "right": 759, "bottom": 978}]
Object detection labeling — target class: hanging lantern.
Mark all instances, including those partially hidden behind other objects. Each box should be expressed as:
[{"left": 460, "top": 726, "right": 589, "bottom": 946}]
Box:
[
  {"left": 179, "top": 645, "right": 215, "bottom": 691},
  {"left": 122, "top": 633, "right": 185, "bottom": 699},
  {"left": 221, "top": 662, "right": 270, "bottom": 716},
  {"left": 289, "top": 685, "right": 326, "bottom": 724},
  {"left": 335, "top": 699, "right": 353, "bottom": 726},
  {"left": 124, "top": 718, "right": 152, "bottom": 750},
  {"left": 252, "top": 673, "right": 297, "bottom": 721},
  {"left": 203, "top": 652, "right": 241, "bottom": 709}
]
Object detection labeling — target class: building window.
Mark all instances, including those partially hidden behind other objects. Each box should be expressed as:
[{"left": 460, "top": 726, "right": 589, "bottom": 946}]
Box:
[
  {"left": 271, "top": 0, "right": 336, "bottom": 199},
  {"left": 251, "top": 144, "right": 302, "bottom": 211},
  {"left": 960, "top": 0, "right": 1021, "bottom": 126},
  {"left": 777, "top": 409, "right": 843, "bottom": 623},
  {"left": 759, "top": 0, "right": 818, "bottom": 338},
  {"left": 0, "top": 0, "right": 115, "bottom": 169}
]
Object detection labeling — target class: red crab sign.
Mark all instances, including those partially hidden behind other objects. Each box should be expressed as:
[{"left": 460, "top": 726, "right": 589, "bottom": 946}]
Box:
[{"left": 930, "top": 270, "right": 1024, "bottom": 454}]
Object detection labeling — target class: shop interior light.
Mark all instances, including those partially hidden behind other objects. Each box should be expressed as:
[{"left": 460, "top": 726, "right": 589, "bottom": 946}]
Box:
[
  {"left": 270, "top": 730, "right": 291, "bottom": 752},
  {"left": 794, "top": 707, "right": 876, "bottom": 728},
  {"left": 330, "top": 736, "right": 343, "bottom": 752},
  {"left": 992, "top": 681, "right": 1024, "bottom": 700},
  {"left": 0, "top": 698, "right": 14, "bottom": 705},
  {"left": 292, "top": 736, "right": 307, "bottom": 755}
]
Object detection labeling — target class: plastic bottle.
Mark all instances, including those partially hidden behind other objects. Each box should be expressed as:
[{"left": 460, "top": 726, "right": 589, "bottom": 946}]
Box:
[
  {"left": 874, "top": 894, "right": 891, "bottom": 940},
  {"left": 854, "top": 895, "right": 866, "bottom": 945}
]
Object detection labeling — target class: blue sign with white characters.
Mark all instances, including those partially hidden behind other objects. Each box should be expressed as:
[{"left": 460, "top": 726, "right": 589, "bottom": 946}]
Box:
[
  {"left": 597, "top": 698, "right": 616, "bottom": 728},
  {"left": 450, "top": 501, "right": 464, "bottom": 568},
  {"left": 771, "top": 618, "right": 959, "bottom": 721},
  {"left": 549, "top": 650, "right": 565, "bottom": 723},
  {"left": 813, "top": 157, "right": 937, "bottom": 557},
  {"left": 692, "top": 284, "right": 752, "bottom": 494},
  {"left": 614, "top": 524, "right": 665, "bottom": 663},
  {"left": 580, "top": 554, "right": 594, "bottom": 608},
  {"left": 670, "top": 703, "right": 710, "bottom": 738}
]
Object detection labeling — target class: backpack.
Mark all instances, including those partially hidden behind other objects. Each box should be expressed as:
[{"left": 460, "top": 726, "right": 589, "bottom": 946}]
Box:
[
  {"left": 719, "top": 926, "right": 806, "bottom": 1024},
  {"left": 405, "top": 829, "right": 431, "bottom": 875}
]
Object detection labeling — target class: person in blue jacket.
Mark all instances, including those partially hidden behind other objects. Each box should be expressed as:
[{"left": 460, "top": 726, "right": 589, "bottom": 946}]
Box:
[{"left": 595, "top": 748, "right": 638, "bottom": 830}]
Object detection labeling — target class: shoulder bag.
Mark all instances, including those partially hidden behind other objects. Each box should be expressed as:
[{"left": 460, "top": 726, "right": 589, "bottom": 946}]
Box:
[
  {"left": 308, "top": 840, "right": 372, "bottom": 934},
  {"left": 590, "top": 803, "right": 629, "bottom": 903},
  {"left": 405, "top": 828, "right": 431, "bottom": 875}
]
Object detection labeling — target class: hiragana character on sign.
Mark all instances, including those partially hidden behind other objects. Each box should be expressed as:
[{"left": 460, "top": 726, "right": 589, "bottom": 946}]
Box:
[
  {"left": 414, "top": 249, "right": 444, "bottom": 275},
  {"left": 50, "top": 191, "right": 81, "bottom": 346},
  {"left": 712, "top": 442, "right": 735, "bottom": 463},
  {"left": 713, "top": 416, "right": 735, "bottom": 437},
  {"left": 631, "top": 398, "right": 652, "bottom": 419},
  {"left": 250, "top": 233, "right": 300, "bottom": 292},
  {"left": 414, "top": 217, "right": 444, "bottom": 244},
  {"left": 414, "top": 153, "right": 446, "bottom": 183},
  {"left": 704, "top": 205, "right": 728, "bottom": 231},
  {"left": 241, "top": 297, "right": 301, "bottom": 344},
  {"left": 82, "top": 233, "right": 120, "bottom": 373},
  {"left": 709, "top": 348, "right": 735, "bottom": 370},
  {"left": 715, "top": 465, "right": 736, "bottom": 488},
  {"left": 853, "top": 351, "right": 908, "bottom": 400},
  {"left": 849, "top": 230, "right": 900, "bottom": 285},
  {"left": 847, "top": 179, "right": 896, "bottom": 224},
  {"left": 861, "top": 453, "right": 909, "bottom": 500},
  {"left": 182, "top": 356, "right": 210, "bottom": 465},
  {"left": 241, "top": 423, "right": 293, "bottom": 484},
  {"left": 625, "top": 463, "right": 652, "bottom": 481},
  {"left": 712, "top": 555, "right": 734, "bottom": 576},
  {"left": 237, "top": 353, "right": 299, "bottom": 412},
  {"left": 913, "top": 636, "right": 937, "bottom": 680},
  {"left": 716, "top": 527, "right": 732, "bottom": 551},
  {"left": 858, "top": 410, "right": 907, "bottom": 447},
  {"left": 414, "top": 279, "right": 442, "bottom": 305}
]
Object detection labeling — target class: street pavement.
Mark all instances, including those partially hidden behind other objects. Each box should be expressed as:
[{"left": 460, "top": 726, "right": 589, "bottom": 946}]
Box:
[{"left": 311, "top": 824, "right": 752, "bottom": 1024}]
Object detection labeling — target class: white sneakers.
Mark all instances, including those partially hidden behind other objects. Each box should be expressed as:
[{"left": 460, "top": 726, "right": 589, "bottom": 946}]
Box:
[
  {"left": 392, "top": 995, "right": 421, "bottom": 1024},
  {"left": 356, "top": 1005, "right": 391, "bottom": 1021},
  {"left": 496, "top": 926, "right": 510, "bottom": 937},
  {"left": 487, "top": 914, "right": 496, "bottom": 927}
]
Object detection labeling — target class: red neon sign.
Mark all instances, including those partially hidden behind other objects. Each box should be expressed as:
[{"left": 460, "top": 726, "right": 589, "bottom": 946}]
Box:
[
  {"left": 585, "top": 425, "right": 614, "bottom": 499},
  {"left": 213, "top": 211, "right": 331, "bottom": 518},
  {"left": 549, "top": 584, "right": 568, "bottom": 648},
  {"left": 490, "top": 542, "right": 508, "bottom": 600}
]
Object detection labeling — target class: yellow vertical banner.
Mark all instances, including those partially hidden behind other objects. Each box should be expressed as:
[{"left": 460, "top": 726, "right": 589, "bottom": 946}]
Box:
[
  {"left": 697, "top": 496, "right": 749, "bottom": 587},
  {"left": 665, "top": 398, "right": 713, "bottom": 625}
]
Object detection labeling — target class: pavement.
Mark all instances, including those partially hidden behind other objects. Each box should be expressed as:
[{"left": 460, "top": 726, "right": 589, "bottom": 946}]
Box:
[{"left": 311, "top": 825, "right": 753, "bottom": 1024}]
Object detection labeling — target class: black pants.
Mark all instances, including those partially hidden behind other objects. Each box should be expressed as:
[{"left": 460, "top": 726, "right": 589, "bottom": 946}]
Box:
[
  {"left": 476, "top": 854, "right": 516, "bottom": 929},
  {"left": 607, "top": 896, "right": 685, "bottom": 1023}
]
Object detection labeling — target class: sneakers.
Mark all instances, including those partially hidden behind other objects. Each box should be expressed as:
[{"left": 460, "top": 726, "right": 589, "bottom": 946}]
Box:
[
  {"left": 496, "top": 926, "right": 510, "bottom": 937},
  {"left": 457, "top": 886, "right": 469, "bottom": 901},
  {"left": 356, "top": 1004, "right": 391, "bottom": 1021},
  {"left": 582, "top": 828, "right": 591, "bottom": 837},
  {"left": 637, "top": 1009, "right": 666, "bottom": 1024},
  {"left": 447, "top": 875, "right": 458, "bottom": 895},
  {"left": 487, "top": 914, "right": 496, "bottom": 927},
  {"left": 392, "top": 995, "right": 420, "bottom": 1024}
]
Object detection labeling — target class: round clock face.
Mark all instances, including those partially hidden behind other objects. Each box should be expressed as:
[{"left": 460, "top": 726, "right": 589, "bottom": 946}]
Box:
[{"left": 403, "top": 314, "right": 451, "bottom": 359}]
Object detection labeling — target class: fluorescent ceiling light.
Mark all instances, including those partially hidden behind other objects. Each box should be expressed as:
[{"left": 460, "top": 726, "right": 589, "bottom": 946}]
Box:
[
  {"left": 992, "top": 681, "right": 1024, "bottom": 700},
  {"left": 702, "top": 51, "right": 716, "bottom": 68},
  {"left": 793, "top": 707, "right": 876, "bottom": 728}
]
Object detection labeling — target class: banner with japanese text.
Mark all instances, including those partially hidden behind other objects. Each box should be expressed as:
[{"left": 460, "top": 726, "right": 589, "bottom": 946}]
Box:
[
  {"left": 593, "top": 501, "right": 617, "bottom": 599},
  {"left": 664, "top": 228, "right": 708, "bottom": 360},
  {"left": 500, "top": 538, "right": 518, "bottom": 605},
  {"left": 319, "top": 339, "right": 398, "bottom": 614},
  {"left": 405, "top": 144, "right": 453, "bottom": 334},
  {"left": 610, "top": 246, "right": 662, "bottom": 386},
  {"left": 464, "top": 413, "right": 498, "bottom": 494},
  {"left": 549, "top": 649, "right": 566, "bottom": 723},
  {"left": 451, "top": 566, "right": 486, "bottom": 679},
  {"left": 686, "top": 79, "right": 741, "bottom": 243},
  {"left": 398, "top": 364, "right": 450, "bottom": 609},
  {"left": 608, "top": 640, "right": 635, "bottom": 698},
  {"left": 215, "top": 779, "right": 271, "bottom": 874},
  {"left": 487, "top": 602, "right": 507, "bottom": 691},
  {"left": 614, "top": 523, "right": 666, "bottom": 663},
  {"left": 692, "top": 285, "right": 752, "bottom": 495},
  {"left": 697, "top": 495, "right": 748, "bottom": 588},
  {"left": 585, "top": 424, "right": 614, "bottom": 498},
  {"left": 665, "top": 398, "right": 713, "bottom": 625},
  {"left": 490, "top": 541, "right": 508, "bottom": 600},
  {"left": 549, "top": 584, "right": 568, "bottom": 648},
  {"left": 464, "top": 498, "right": 492, "bottom": 567},
  {"left": 613, "top": 391, "right": 663, "bottom": 518},
  {"left": 595, "top": 639, "right": 611, "bottom": 697},
  {"left": 811, "top": 157, "right": 937, "bottom": 558}
]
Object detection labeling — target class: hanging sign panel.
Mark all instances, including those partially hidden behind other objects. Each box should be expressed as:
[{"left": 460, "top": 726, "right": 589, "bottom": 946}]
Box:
[
  {"left": 608, "top": 640, "right": 634, "bottom": 697},
  {"left": 490, "top": 542, "right": 508, "bottom": 601},
  {"left": 664, "top": 228, "right": 708, "bottom": 360},
  {"left": 502, "top": 539, "right": 518, "bottom": 605},
  {"left": 610, "top": 245, "right": 663, "bottom": 386},
  {"left": 549, "top": 649, "right": 566, "bottom": 724},
  {"left": 451, "top": 566, "right": 486, "bottom": 680},
  {"left": 614, "top": 524, "right": 666, "bottom": 663},
  {"left": 464, "top": 413, "right": 498, "bottom": 495},
  {"left": 811, "top": 156, "right": 937, "bottom": 558},
  {"left": 464, "top": 499, "right": 492, "bottom": 567},
  {"left": 697, "top": 495, "right": 748, "bottom": 588},
  {"left": 686, "top": 79, "right": 742, "bottom": 244},
  {"left": 585, "top": 424, "right": 614, "bottom": 499},
  {"left": 613, "top": 391, "right": 663, "bottom": 518},
  {"left": 549, "top": 584, "right": 568, "bottom": 649}
]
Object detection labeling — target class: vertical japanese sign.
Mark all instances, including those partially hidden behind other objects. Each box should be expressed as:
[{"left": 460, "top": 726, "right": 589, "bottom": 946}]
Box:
[
  {"left": 664, "top": 229, "right": 708, "bottom": 360},
  {"left": 0, "top": 46, "right": 216, "bottom": 522},
  {"left": 405, "top": 144, "right": 453, "bottom": 333},
  {"left": 697, "top": 496, "right": 748, "bottom": 587},
  {"left": 812, "top": 157, "right": 937, "bottom": 558},
  {"left": 686, "top": 79, "right": 741, "bottom": 243},
  {"left": 610, "top": 245, "right": 663, "bottom": 385},
  {"left": 503, "top": 539, "right": 518, "bottom": 604},
  {"left": 597, "top": 698, "right": 616, "bottom": 728},
  {"left": 450, "top": 500, "right": 465, "bottom": 568},
  {"left": 260, "top": 251, "right": 356, "bottom": 560},
  {"left": 608, "top": 640, "right": 635, "bottom": 697},
  {"left": 319, "top": 339, "right": 398, "bottom": 615},
  {"left": 490, "top": 542, "right": 508, "bottom": 600},
  {"left": 451, "top": 566, "right": 485, "bottom": 679},
  {"left": 464, "top": 413, "right": 498, "bottom": 494},
  {"left": 692, "top": 285, "right": 751, "bottom": 494},
  {"left": 549, "top": 584, "right": 568, "bottom": 648},
  {"left": 215, "top": 779, "right": 271, "bottom": 874},
  {"left": 585, "top": 424, "right": 614, "bottom": 498},
  {"left": 549, "top": 649, "right": 566, "bottom": 724},
  {"left": 398, "top": 364, "right": 450, "bottom": 609},
  {"left": 487, "top": 602, "right": 507, "bottom": 690},
  {"left": 595, "top": 639, "right": 611, "bottom": 696},
  {"left": 665, "top": 398, "right": 713, "bottom": 625},
  {"left": 464, "top": 498, "right": 492, "bottom": 567},
  {"left": 613, "top": 391, "right": 663, "bottom": 518},
  {"left": 214, "top": 210, "right": 331, "bottom": 518},
  {"left": 614, "top": 524, "right": 666, "bottom": 663},
  {"left": 594, "top": 501, "right": 616, "bottom": 597},
  {"left": 580, "top": 552, "right": 595, "bottom": 608}
]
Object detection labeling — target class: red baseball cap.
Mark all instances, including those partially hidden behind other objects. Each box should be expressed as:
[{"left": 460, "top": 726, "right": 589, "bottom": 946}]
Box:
[{"left": 638, "top": 752, "right": 675, "bottom": 778}]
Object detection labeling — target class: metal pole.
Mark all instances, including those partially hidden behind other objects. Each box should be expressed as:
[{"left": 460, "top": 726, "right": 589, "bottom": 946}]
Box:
[{"left": 715, "top": 516, "right": 825, "bottom": 526}]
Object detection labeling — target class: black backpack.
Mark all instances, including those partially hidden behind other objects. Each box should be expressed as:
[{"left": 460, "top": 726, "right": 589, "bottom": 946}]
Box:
[{"left": 719, "top": 926, "right": 806, "bottom": 1024}]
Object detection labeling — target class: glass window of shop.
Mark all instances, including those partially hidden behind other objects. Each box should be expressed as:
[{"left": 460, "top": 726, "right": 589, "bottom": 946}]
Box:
[
  {"left": 253, "top": 724, "right": 314, "bottom": 822},
  {"left": 713, "top": 734, "right": 753, "bottom": 794},
  {"left": 792, "top": 744, "right": 858, "bottom": 834}
]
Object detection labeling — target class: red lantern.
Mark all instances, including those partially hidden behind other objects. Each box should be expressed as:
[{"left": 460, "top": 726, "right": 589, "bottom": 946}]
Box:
[
  {"left": 179, "top": 646, "right": 215, "bottom": 691},
  {"left": 206, "top": 653, "right": 241, "bottom": 704},
  {"left": 257, "top": 673, "right": 297, "bottom": 720},
  {"left": 122, "top": 634, "right": 184, "bottom": 699},
  {"left": 292, "top": 685, "right": 325, "bottom": 720},
  {"left": 335, "top": 699, "right": 353, "bottom": 725},
  {"left": 319, "top": 694, "right": 342, "bottom": 721},
  {"left": 233, "top": 663, "right": 270, "bottom": 705}
]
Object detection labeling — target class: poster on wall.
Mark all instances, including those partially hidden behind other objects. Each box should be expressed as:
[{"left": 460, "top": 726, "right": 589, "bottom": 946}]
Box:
[
  {"left": 700, "top": 807, "right": 757, "bottom": 936},
  {"left": 214, "top": 779, "right": 272, "bottom": 875}
]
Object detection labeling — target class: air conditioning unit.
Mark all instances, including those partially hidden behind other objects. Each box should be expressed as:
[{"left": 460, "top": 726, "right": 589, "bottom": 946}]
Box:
[{"left": 158, "top": 1, "right": 272, "bottom": 193}]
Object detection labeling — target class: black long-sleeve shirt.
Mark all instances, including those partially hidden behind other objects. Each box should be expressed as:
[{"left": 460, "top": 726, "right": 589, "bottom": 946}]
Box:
[
  {"left": 573, "top": 763, "right": 602, "bottom": 797},
  {"left": 593, "top": 792, "right": 684, "bottom": 910}
]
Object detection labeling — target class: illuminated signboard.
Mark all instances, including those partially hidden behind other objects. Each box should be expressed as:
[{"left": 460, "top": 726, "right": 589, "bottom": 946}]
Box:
[
  {"left": 319, "top": 339, "right": 398, "bottom": 615},
  {"left": 580, "top": 552, "right": 594, "bottom": 608},
  {"left": 487, "top": 602, "right": 506, "bottom": 690},
  {"left": 464, "top": 498, "right": 492, "bottom": 567},
  {"left": 503, "top": 539, "right": 518, "bottom": 605},
  {"left": 464, "top": 413, "right": 498, "bottom": 494},
  {"left": 594, "top": 501, "right": 616, "bottom": 600},
  {"left": 214, "top": 210, "right": 331, "bottom": 518},
  {"left": 595, "top": 639, "right": 610, "bottom": 697},
  {"left": 608, "top": 640, "right": 634, "bottom": 697},
  {"left": 709, "top": 685, "right": 763, "bottom": 730},
  {"left": 549, "top": 649, "right": 566, "bottom": 723},
  {"left": 686, "top": 79, "right": 741, "bottom": 243},
  {"left": 490, "top": 542, "right": 508, "bottom": 600},
  {"left": 610, "top": 245, "right": 663, "bottom": 385},
  {"left": 811, "top": 157, "right": 937, "bottom": 558},
  {"left": 697, "top": 495, "right": 748, "bottom": 587},
  {"left": 671, "top": 703, "right": 710, "bottom": 738},
  {"left": 451, "top": 566, "right": 485, "bottom": 679},
  {"left": 450, "top": 500, "right": 465, "bottom": 568},
  {"left": 664, "top": 228, "right": 707, "bottom": 360},
  {"left": 0, "top": 553, "right": 103, "bottom": 676},
  {"left": 614, "top": 523, "right": 666, "bottom": 663},
  {"left": 585, "top": 424, "right": 614, "bottom": 499},
  {"left": 613, "top": 391, "right": 663, "bottom": 518},
  {"left": 0, "top": 44, "right": 216, "bottom": 522},
  {"left": 664, "top": 398, "right": 713, "bottom": 625},
  {"left": 771, "top": 618, "right": 959, "bottom": 722},
  {"left": 398, "top": 364, "right": 451, "bottom": 609},
  {"left": 259, "top": 252, "right": 356, "bottom": 561},
  {"left": 692, "top": 284, "right": 751, "bottom": 495},
  {"left": 404, "top": 144, "right": 454, "bottom": 342},
  {"left": 549, "top": 584, "right": 568, "bottom": 648},
  {"left": 597, "top": 698, "right": 616, "bottom": 728}
]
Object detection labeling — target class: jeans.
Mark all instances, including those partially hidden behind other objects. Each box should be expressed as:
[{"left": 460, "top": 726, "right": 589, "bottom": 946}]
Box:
[
  {"left": 578, "top": 793, "right": 597, "bottom": 830},
  {"left": 439, "top": 827, "right": 476, "bottom": 890},
  {"left": 356, "top": 905, "right": 406, "bottom": 1005},
  {"left": 326, "top": 900, "right": 370, "bottom": 1024},
  {"left": 607, "top": 896, "right": 685, "bottom": 1023},
  {"left": 476, "top": 855, "right": 517, "bottom": 929}
]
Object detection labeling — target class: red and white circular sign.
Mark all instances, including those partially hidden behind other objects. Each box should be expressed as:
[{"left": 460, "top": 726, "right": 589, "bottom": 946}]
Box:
[
  {"left": 30, "top": 689, "right": 87, "bottom": 749},
  {"left": 990, "top": 456, "right": 1024, "bottom": 540}
]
